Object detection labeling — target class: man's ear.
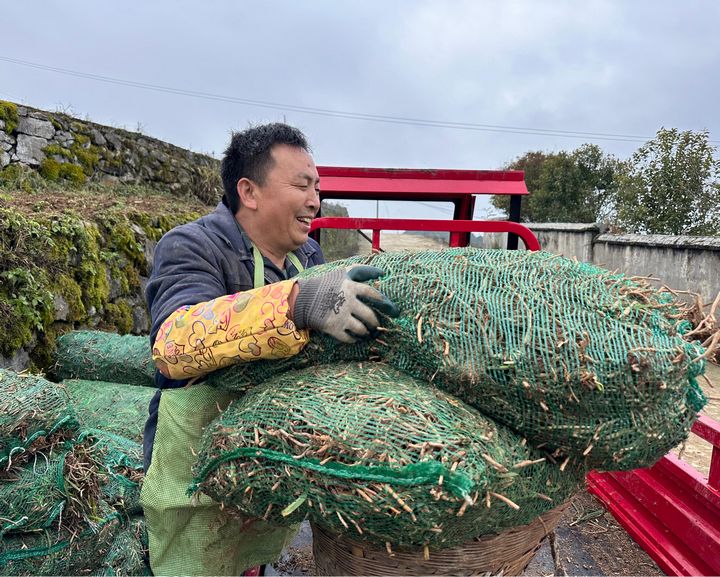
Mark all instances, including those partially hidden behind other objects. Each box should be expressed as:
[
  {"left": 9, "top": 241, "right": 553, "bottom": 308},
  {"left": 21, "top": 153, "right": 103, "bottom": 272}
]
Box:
[{"left": 236, "top": 178, "right": 258, "bottom": 210}]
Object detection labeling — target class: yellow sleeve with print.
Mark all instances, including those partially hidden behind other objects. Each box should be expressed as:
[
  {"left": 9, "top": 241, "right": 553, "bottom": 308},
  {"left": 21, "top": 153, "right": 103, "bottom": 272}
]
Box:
[{"left": 152, "top": 279, "right": 309, "bottom": 380}]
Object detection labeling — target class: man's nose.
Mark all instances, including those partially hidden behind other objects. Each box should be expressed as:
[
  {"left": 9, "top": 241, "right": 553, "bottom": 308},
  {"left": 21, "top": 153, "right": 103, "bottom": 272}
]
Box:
[{"left": 307, "top": 188, "right": 320, "bottom": 213}]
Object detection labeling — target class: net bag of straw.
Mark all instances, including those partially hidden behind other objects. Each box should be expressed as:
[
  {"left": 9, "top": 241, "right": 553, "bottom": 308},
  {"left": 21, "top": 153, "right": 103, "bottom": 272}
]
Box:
[
  {"left": 0, "top": 369, "right": 79, "bottom": 473},
  {"left": 204, "top": 248, "right": 707, "bottom": 470},
  {"left": 191, "top": 362, "right": 585, "bottom": 550}
]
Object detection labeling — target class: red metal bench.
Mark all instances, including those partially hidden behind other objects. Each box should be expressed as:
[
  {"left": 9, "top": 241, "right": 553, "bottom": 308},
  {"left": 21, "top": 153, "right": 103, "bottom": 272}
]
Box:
[{"left": 587, "top": 415, "right": 720, "bottom": 576}]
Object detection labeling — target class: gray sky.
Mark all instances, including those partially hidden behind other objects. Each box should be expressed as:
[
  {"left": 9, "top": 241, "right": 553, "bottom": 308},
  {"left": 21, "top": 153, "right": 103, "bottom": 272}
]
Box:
[{"left": 2, "top": 1, "right": 719, "bottom": 220}]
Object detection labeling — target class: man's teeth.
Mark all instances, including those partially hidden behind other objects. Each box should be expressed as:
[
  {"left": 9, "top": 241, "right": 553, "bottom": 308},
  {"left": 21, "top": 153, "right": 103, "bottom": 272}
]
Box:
[{"left": 297, "top": 217, "right": 312, "bottom": 224}]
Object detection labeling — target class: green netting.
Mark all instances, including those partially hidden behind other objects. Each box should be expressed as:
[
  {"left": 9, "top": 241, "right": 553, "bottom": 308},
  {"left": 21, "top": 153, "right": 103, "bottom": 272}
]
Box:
[
  {"left": 97, "top": 516, "right": 150, "bottom": 576},
  {"left": 54, "top": 330, "right": 155, "bottom": 387},
  {"left": 64, "top": 379, "right": 154, "bottom": 442},
  {"left": 0, "top": 434, "right": 122, "bottom": 538},
  {"left": 0, "top": 505, "right": 124, "bottom": 576},
  {"left": 52, "top": 248, "right": 708, "bottom": 471},
  {"left": 0, "top": 366, "right": 146, "bottom": 575},
  {"left": 204, "top": 248, "right": 707, "bottom": 469},
  {"left": 0, "top": 430, "right": 142, "bottom": 535},
  {"left": 0, "top": 452, "right": 69, "bottom": 537},
  {"left": 0, "top": 368, "right": 79, "bottom": 473},
  {"left": 85, "top": 428, "right": 144, "bottom": 516},
  {"left": 191, "top": 362, "right": 585, "bottom": 549}
]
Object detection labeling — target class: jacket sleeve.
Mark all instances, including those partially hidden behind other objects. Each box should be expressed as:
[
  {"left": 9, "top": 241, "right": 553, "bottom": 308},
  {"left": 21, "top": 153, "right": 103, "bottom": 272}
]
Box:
[{"left": 152, "top": 279, "right": 309, "bottom": 379}]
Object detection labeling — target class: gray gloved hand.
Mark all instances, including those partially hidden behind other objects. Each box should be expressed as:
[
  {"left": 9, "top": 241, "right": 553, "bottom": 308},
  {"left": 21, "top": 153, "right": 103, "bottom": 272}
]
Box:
[{"left": 293, "top": 265, "right": 399, "bottom": 343}]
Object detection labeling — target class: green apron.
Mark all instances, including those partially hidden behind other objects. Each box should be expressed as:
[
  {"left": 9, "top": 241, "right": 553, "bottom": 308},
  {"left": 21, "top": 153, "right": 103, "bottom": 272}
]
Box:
[{"left": 140, "top": 248, "right": 303, "bottom": 576}]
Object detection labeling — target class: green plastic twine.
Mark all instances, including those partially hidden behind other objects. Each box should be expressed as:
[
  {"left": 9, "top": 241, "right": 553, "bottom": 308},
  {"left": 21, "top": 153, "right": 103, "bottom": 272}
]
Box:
[{"left": 189, "top": 446, "right": 475, "bottom": 501}]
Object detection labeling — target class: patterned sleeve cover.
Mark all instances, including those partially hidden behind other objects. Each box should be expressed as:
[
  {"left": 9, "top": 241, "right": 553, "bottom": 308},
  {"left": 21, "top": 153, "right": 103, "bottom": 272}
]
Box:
[{"left": 151, "top": 279, "right": 309, "bottom": 379}]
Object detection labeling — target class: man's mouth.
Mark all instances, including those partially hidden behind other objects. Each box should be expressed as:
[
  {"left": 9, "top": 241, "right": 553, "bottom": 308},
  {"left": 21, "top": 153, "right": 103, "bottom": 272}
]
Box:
[{"left": 296, "top": 216, "right": 313, "bottom": 226}]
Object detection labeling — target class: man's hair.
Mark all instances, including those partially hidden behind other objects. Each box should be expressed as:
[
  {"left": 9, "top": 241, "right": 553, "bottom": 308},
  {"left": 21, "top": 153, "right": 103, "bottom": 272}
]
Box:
[{"left": 220, "top": 123, "right": 310, "bottom": 214}]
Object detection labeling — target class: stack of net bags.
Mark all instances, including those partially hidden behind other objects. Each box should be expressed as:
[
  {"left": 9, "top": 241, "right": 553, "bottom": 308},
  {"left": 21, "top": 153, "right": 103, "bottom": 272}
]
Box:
[
  {"left": 51, "top": 247, "right": 709, "bottom": 553},
  {"left": 0, "top": 369, "right": 149, "bottom": 575},
  {"left": 187, "top": 248, "right": 707, "bottom": 551}
]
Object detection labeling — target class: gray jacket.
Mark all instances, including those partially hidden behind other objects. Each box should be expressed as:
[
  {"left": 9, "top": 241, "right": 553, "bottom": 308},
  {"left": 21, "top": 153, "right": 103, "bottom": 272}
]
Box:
[{"left": 145, "top": 202, "right": 325, "bottom": 345}]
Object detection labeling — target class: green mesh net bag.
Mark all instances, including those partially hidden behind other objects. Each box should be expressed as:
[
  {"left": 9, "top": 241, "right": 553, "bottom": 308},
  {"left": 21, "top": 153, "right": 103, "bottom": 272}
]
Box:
[
  {"left": 204, "top": 248, "right": 707, "bottom": 470},
  {"left": 63, "top": 380, "right": 154, "bottom": 442},
  {"left": 0, "top": 505, "right": 124, "bottom": 576},
  {"left": 97, "top": 516, "right": 150, "bottom": 576},
  {"left": 0, "top": 453, "right": 72, "bottom": 537},
  {"left": 54, "top": 330, "right": 155, "bottom": 387},
  {"left": 53, "top": 248, "right": 708, "bottom": 470},
  {"left": 0, "top": 429, "right": 143, "bottom": 537},
  {"left": 191, "top": 362, "right": 585, "bottom": 549},
  {"left": 0, "top": 369, "right": 79, "bottom": 473},
  {"left": 86, "top": 429, "right": 144, "bottom": 516},
  {"left": 0, "top": 434, "right": 114, "bottom": 538}
]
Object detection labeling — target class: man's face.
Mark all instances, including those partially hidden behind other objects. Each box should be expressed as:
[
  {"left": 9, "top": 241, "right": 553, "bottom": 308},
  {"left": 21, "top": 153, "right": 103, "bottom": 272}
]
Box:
[{"left": 253, "top": 144, "right": 320, "bottom": 254}]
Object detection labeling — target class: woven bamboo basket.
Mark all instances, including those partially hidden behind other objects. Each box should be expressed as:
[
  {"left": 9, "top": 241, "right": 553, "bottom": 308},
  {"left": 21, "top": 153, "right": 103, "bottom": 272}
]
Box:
[{"left": 312, "top": 501, "right": 570, "bottom": 576}]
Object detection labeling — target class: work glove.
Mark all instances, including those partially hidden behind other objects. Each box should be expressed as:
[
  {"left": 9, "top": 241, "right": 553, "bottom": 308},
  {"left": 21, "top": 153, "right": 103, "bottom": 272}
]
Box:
[{"left": 293, "top": 265, "right": 399, "bottom": 343}]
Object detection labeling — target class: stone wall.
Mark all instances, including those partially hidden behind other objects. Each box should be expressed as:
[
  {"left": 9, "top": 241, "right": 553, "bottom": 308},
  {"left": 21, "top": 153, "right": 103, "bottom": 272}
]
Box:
[
  {"left": 0, "top": 100, "right": 219, "bottom": 201},
  {"left": 485, "top": 224, "right": 720, "bottom": 305},
  {"left": 0, "top": 100, "right": 359, "bottom": 373}
]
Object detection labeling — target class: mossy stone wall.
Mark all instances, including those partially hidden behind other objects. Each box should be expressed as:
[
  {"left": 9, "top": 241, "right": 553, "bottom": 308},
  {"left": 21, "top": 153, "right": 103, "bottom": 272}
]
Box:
[
  {"left": 0, "top": 101, "right": 358, "bottom": 372},
  {"left": 0, "top": 100, "right": 220, "bottom": 204},
  {"left": 0, "top": 205, "right": 201, "bottom": 371}
]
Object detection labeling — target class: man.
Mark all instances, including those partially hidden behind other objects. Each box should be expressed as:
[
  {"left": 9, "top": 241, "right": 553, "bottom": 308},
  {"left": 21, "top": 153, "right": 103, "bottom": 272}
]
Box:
[{"left": 141, "top": 123, "right": 397, "bottom": 576}]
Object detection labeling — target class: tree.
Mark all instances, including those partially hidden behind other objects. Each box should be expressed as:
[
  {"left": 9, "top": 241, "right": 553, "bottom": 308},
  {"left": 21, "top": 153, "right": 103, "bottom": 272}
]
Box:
[
  {"left": 491, "top": 151, "right": 547, "bottom": 218},
  {"left": 492, "top": 145, "right": 622, "bottom": 223},
  {"left": 615, "top": 128, "right": 720, "bottom": 235}
]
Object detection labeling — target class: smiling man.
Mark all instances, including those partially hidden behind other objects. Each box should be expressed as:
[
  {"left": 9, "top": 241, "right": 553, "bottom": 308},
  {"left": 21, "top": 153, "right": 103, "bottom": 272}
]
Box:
[{"left": 140, "top": 123, "right": 397, "bottom": 576}]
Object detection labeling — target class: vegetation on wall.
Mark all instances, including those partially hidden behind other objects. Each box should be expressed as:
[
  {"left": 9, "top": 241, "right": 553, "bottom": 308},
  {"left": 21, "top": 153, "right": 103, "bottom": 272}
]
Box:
[
  {"left": 615, "top": 128, "right": 720, "bottom": 235},
  {"left": 0, "top": 164, "right": 203, "bottom": 368},
  {"left": 318, "top": 201, "right": 359, "bottom": 261},
  {"left": 0, "top": 162, "right": 360, "bottom": 368},
  {"left": 0, "top": 100, "right": 19, "bottom": 134}
]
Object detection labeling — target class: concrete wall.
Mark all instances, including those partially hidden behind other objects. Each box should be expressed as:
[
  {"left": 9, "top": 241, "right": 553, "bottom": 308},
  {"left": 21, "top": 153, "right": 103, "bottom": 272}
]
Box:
[
  {"left": 593, "top": 234, "right": 720, "bottom": 304},
  {"left": 485, "top": 224, "right": 720, "bottom": 305}
]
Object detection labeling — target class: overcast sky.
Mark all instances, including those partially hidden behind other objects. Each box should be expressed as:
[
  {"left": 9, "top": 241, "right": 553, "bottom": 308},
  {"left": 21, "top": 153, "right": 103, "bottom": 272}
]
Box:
[{"left": 2, "top": 1, "right": 719, "bottom": 220}]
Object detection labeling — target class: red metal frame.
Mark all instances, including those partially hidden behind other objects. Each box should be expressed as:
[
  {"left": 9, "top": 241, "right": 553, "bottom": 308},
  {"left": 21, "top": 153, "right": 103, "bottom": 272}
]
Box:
[
  {"left": 316, "top": 166, "right": 528, "bottom": 248},
  {"left": 310, "top": 217, "right": 540, "bottom": 252},
  {"left": 588, "top": 414, "right": 720, "bottom": 576},
  {"left": 317, "top": 166, "right": 528, "bottom": 198}
]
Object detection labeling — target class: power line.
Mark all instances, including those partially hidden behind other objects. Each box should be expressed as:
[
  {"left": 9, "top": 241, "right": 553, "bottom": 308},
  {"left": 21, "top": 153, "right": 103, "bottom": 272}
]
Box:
[
  {"left": 415, "top": 201, "right": 455, "bottom": 215},
  {"left": 3, "top": 54, "right": 711, "bottom": 144}
]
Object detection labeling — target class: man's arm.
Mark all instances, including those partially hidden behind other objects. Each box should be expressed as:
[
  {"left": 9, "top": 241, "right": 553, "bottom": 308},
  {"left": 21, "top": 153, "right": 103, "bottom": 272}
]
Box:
[
  {"left": 147, "top": 225, "right": 309, "bottom": 380},
  {"left": 152, "top": 279, "right": 307, "bottom": 380}
]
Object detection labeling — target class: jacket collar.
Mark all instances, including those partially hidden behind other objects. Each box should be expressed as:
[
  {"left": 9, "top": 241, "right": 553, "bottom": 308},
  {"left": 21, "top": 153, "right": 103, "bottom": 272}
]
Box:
[{"left": 203, "top": 202, "right": 319, "bottom": 267}]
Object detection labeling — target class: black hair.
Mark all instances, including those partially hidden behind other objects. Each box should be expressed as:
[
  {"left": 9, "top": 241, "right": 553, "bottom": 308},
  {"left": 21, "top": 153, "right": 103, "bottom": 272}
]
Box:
[{"left": 220, "top": 123, "right": 310, "bottom": 214}]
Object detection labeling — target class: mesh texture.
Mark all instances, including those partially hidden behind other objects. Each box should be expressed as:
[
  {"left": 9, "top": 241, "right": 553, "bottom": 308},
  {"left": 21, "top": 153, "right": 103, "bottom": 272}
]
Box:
[
  {"left": 192, "top": 362, "right": 585, "bottom": 549},
  {"left": 54, "top": 331, "right": 156, "bottom": 387},
  {"left": 205, "top": 248, "right": 707, "bottom": 470},
  {"left": 0, "top": 368, "right": 79, "bottom": 473},
  {"left": 0, "top": 506, "right": 125, "bottom": 575},
  {"left": 64, "top": 379, "right": 154, "bottom": 443}
]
